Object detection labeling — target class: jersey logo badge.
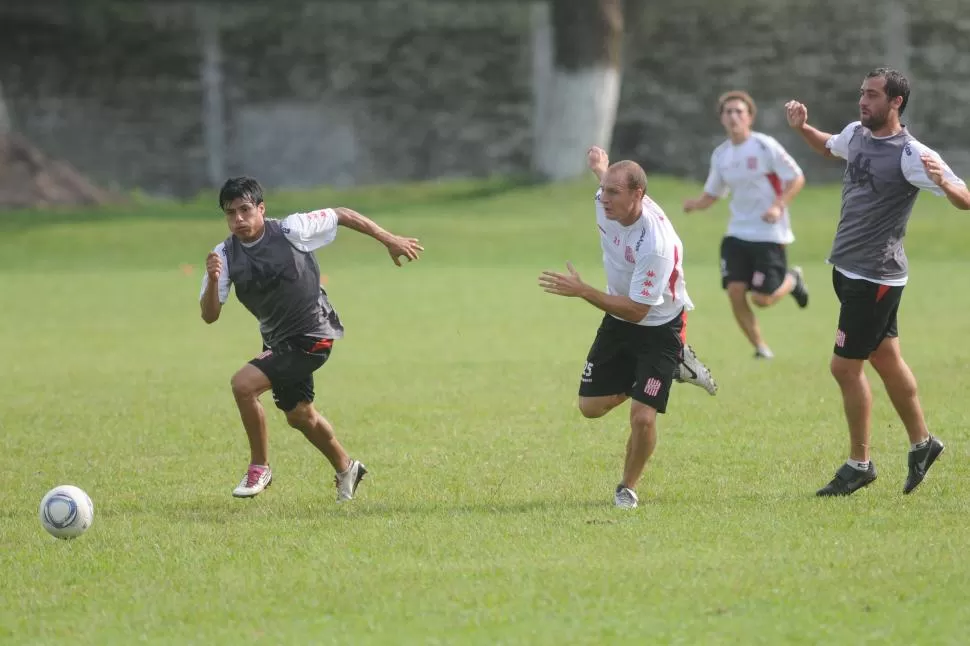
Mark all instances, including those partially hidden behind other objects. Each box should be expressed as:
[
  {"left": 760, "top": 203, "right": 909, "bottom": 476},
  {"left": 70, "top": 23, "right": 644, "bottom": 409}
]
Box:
[
  {"left": 747, "top": 156, "right": 758, "bottom": 170},
  {"left": 848, "top": 153, "right": 878, "bottom": 192}
]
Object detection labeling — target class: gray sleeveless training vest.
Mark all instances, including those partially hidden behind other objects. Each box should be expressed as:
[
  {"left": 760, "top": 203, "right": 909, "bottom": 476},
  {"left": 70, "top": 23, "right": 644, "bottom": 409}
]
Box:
[
  {"left": 224, "top": 219, "right": 344, "bottom": 347},
  {"left": 827, "top": 125, "right": 919, "bottom": 282}
]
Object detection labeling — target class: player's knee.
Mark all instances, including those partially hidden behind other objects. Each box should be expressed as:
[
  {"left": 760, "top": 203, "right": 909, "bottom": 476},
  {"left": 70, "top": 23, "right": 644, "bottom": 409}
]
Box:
[
  {"left": 230, "top": 371, "right": 257, "bottom": 399},
  {"left": 829, "top": 356, "right": 861, "bottom": 383},
  {"left": 284, "top": 402, "right": 315, "bottom": 430},
  {"left": 750, "top": 292, "right": 771, "bottom": 308},
  {"left": 726, "top": 283, "right": 747, "bottom": 301},
  {"left": 630, "top": 405, "right": 656, "bottom": 431},
  {"left": 578, "top": 397, "right": 609, "bottom": 419}
]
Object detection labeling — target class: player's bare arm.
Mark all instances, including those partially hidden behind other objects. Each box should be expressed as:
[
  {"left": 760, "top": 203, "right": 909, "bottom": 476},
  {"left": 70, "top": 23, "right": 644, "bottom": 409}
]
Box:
[
  {"left": 763, "top": 175, "right": 806, "bottom": 223},
  {"left": 587, "top": 146, "right": 609, "bottom": 181},
  {"left": 683, "top": 193, "right": 718, "bottom": 213},
  {"left": 921, "top": 154, "right": 970, "bottom": 210},
  {"left": 785, "top": 101, "right": 835, "bottom": 158},
  {"left": 200, "top": 251, "right": 223, "bottom": 323},
  {"left": 334, "top": 207, "right": 425, "bottom": 266},
  {"left": 539, "top": 262, "right": 651, "bottom": 323}
]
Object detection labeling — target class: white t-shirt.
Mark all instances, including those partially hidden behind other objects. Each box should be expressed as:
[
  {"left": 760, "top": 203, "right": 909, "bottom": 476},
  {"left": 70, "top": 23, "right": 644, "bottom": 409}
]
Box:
[
  {"left": 703, "top": 132, "right": 804, "bottom": 244},
  {"left": 826, "top": 121, "right": 967, "bottom": 286},
  {"left": 595, "top": 189, "right": 694, "bottom": 326},
  {"left": 199, "top": 208, "right": 339, "bottom": 303}
]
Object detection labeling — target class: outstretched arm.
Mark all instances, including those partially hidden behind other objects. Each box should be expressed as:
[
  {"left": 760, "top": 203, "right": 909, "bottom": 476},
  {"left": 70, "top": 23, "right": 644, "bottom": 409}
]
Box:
[
  {"left": 786, "top": 101, "right": 836, "bottom": 159},
  {"left": 538, "top": 262, "right": 651, "bottom": 323},
  {"left": 284, "top": 207, "right": 423, "bottom": 265},
  {"left": 335, "top": 207, "right": 424, "bottom": 266},
  {"left": 683, "top": 193, "right": 718, "bottom": 213},
  {"left": 685, "top": 152, "right": 727, "bottom": 213}
]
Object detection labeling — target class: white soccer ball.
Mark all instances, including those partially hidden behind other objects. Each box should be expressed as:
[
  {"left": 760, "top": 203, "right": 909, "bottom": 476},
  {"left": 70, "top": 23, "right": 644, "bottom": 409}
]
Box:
[{"left": 39, "top": 485, "right": 94, "bottom": 539}]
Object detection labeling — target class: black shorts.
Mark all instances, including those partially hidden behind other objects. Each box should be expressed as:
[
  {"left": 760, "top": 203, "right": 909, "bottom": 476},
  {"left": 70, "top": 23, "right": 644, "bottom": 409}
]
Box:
[
  {"left": 831, "top": 269, "right": 904, "bottom": 359},
  {"left": 720, "top": 236, "right": 788, "bottom": 294},
  {"left": 578, "top": 311, "right": 686, "bottom": 414},
  {"left": 249, "top": 335, "right": 334, "bottom": 411}
]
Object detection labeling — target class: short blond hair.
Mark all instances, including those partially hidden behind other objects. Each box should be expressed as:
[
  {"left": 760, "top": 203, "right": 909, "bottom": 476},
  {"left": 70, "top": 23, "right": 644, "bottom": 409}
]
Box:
[
  {"left": 606, "top": 160, "right": 647, "bottom": 193},
  {"left": 717, "top": 90, "right": 757, "bottom": 120}
]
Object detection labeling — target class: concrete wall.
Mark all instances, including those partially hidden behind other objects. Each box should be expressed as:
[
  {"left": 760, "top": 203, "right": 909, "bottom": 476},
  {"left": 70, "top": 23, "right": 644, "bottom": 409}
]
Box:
[{"left": 1, "top": 0, "right": 967, "bottom": 197}]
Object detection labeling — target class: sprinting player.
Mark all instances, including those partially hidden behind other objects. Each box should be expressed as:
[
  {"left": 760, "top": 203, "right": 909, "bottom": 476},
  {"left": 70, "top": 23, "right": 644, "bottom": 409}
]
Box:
[
  {"left": 200, "top": 177, "right": 423, "bottom": 500},
  {"left": 683, "top": 90, "right": 809, "bottom": 359},
  {"left": 539, "top": 146, "right": 717, "bottom": 509},
  {"left": 786, "top": 67, "right": 970, "bottom": 496}
]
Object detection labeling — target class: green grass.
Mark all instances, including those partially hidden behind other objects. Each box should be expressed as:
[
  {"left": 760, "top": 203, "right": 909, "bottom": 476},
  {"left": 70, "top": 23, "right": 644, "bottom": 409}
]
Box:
[{"left": 2, "top": 175, "right": 970, "bottom": 644}]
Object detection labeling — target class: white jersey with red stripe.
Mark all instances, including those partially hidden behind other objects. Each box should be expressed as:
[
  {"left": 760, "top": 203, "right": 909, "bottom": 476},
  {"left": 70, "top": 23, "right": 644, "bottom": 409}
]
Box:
[
  {"left": 703, "top": 131, "right": 803, "bottom": 244},
  {"left": 595, "top": 188, "right": 694, "bottom": 326}
]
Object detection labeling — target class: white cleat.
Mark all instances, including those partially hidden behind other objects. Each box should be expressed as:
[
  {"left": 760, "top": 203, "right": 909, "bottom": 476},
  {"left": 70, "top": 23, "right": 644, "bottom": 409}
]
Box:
[
  {"left": 675, "top": 344, "right": 718, "bottom": 395},
  {"left": 232, "top": 464, "right": 273, "bottom": 498},
  {"left": 334, "top": 459, "right": 368, "bottom": 503},
  {"left": 754, "top": 346, "right": 775, "bottom": 360},
  {"left": 614, "top": 485, "right": 639, "bottom": 509}
]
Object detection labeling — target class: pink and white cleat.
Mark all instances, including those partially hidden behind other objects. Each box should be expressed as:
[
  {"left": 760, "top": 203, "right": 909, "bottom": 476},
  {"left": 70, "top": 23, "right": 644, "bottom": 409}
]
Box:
[{"left": 232, "top": 464, "right": 273, "bottom": 498}]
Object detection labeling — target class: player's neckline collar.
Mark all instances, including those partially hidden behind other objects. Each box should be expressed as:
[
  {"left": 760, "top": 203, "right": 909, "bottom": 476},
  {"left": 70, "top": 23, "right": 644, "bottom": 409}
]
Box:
[{"left": 239, "top": 231, "right": 266, "bottom": 247}]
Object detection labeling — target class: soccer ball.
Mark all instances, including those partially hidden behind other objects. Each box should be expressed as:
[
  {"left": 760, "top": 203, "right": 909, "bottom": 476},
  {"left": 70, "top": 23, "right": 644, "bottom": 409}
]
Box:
[{"left": 39, "top": 485, "right": 94, "bottom": 539}]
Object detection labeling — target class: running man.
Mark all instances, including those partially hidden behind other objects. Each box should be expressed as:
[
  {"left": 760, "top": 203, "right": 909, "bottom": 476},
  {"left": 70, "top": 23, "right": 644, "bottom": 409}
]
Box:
[
  {"left": 684, "top": 90, "right": 809, "bottom": 359},
  {"left": 200, "top": 176, "right": 423, "bottom": 500},
  {"left": 539, "top": 147, "right": 717, "bottom": 509},
  {"left": 786, "top": 67, "right": 970, "bottom": 496}
]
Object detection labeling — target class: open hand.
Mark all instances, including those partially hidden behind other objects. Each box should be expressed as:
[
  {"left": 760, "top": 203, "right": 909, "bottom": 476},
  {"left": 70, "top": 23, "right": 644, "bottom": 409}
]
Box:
[
  {"left": 539, "top": 262, "right": 587, "bottom": 297},
  {"left": 385, "top": 235, "right": 424, "bottom": 266}
]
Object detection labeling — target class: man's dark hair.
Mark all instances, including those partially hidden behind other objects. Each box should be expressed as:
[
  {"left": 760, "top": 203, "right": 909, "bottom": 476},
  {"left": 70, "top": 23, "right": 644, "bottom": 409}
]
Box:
[
  {"left": 219, "top": 176, "right": 264, "bottom": 210},
  {"left": 867, "top": 67, "right": 910, "bottom": 115}
]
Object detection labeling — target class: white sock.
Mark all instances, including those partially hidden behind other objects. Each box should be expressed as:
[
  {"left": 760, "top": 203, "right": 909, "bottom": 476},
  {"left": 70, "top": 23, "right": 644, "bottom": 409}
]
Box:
[
  {"left": 911, "top": 437, "right": 930, "bottom": 452},
  {"left": 847, "top": 458, "right": 869, "bottom": 471}
]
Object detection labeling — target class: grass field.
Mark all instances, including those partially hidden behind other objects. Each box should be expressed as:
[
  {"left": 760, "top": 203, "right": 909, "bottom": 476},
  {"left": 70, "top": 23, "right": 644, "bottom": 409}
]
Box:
[{"left": 2, "top": 174, "right": 970, "bottom": 644}]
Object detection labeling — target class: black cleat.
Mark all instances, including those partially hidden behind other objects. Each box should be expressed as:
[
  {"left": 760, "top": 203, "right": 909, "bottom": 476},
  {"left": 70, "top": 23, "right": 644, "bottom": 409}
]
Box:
[
  {"left": 904, "top": 435, "right": 945, "bottom": 494},
  {"left": 816, "top": 462, "right": 877, "bottom": 497},
  {"left": 790, "top": 266, "right": 809, "bottom": 308}
]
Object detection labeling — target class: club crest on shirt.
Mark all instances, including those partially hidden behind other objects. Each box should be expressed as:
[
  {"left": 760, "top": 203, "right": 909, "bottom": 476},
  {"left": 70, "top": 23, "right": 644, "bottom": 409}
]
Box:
[{"left": 746, "top": 156, "right": 758, "bottom": 170}]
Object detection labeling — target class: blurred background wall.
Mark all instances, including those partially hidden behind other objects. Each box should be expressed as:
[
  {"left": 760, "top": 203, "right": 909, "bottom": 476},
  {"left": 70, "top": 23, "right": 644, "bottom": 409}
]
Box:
[{"left": 1, "top": 0, "right": 967, "bottom": 199}]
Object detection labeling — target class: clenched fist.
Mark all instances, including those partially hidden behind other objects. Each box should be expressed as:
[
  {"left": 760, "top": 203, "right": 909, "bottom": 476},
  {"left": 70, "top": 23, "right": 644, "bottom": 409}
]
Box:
[
  {"left": 587, "top": 146, "right": 609, "bottom": 176},
  {"left": 206, "top": 251, "right": 223, "bottom": 281},
  {"left": 785, "top": 101, "right": 808, "bottom": 129}
]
